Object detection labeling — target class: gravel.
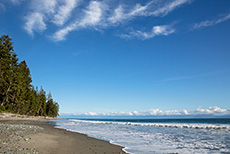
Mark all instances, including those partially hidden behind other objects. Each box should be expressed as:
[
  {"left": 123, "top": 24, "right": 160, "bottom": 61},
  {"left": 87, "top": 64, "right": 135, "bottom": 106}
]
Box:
[{"left": 0, "top": 123, "right": 43, "bottom": 154}]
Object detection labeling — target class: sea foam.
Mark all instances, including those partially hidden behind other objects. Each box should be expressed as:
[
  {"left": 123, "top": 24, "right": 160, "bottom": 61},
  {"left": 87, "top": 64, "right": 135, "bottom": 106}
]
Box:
[{"left": 54, "top": 119, "right": 230, "bottom": 154}]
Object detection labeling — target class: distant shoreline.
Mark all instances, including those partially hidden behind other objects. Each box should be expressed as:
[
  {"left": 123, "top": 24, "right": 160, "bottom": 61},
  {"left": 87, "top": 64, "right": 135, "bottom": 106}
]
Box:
[{"left": 0, "top": 116, "right": 127, "bottom": 154}]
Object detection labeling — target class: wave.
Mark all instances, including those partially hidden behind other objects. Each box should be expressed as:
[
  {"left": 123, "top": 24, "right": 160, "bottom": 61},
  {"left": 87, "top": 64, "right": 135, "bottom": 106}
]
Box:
[
  {"left": 54, "top": 119, "right": 230, "bottom": 154},
  {"left": 69, "top": 119, "right": 230, "bottom": 131}
]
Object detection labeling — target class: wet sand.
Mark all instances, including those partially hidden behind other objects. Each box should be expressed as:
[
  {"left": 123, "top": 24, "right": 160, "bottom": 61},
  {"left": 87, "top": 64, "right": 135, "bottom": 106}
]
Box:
[{"left": 0, "top": 118, "right": 127, "bottom": 154}]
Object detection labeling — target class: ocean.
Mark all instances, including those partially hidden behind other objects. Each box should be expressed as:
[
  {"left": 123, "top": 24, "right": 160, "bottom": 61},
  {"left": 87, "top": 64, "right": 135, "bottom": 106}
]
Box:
[{"left": 52, "top": 118, "right": 230, "bottom": 154}]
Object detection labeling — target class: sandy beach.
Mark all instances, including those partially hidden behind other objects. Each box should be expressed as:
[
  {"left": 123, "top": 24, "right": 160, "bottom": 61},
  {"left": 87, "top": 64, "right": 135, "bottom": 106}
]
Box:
[{"left": 0, "top": 116, "right": 127, "bottom": 154}]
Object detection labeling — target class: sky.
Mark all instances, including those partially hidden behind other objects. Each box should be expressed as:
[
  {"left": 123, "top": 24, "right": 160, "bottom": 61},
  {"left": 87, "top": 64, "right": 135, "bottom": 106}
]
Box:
[{"left": 1, "top": 0, "right": 230, "bottom": 117}]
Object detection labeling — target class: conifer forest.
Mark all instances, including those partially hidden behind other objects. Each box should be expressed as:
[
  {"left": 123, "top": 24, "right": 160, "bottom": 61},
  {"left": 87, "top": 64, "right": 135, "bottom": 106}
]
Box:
[{"left": 0, "top": 35, "right": 59, "bottom": 117}]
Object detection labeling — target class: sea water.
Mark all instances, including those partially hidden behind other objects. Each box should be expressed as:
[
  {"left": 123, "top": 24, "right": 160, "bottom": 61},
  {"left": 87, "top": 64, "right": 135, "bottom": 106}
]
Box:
[{"left": 53, "top": 118, "right": 230, "bottom": 154}]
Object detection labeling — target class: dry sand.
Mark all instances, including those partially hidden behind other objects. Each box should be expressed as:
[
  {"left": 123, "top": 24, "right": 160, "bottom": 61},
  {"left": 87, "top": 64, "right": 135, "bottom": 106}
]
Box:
[{"left": 0, "top": 117, "right": 127, "bottom": 154}]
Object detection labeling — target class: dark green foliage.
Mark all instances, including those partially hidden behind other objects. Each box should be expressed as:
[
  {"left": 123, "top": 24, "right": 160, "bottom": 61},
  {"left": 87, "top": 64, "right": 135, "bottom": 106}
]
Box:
[
  {"left": 0, "top": 105, "right": 5, "bottom": 112},
  {"left": 0, "top": 35, "right": 59, "bottom": 117},
  {"left": 46, "top": 92, "right": 59, "bottom": 117}
]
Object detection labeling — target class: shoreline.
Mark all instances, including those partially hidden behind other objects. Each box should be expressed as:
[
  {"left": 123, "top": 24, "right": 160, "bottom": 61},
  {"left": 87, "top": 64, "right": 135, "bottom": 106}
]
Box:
[
  {"left": 54, "top": 125, "right": 129, "bottom": 154},
  {"left": 0, "top": 117, "right": 127, "bottom": 154}
]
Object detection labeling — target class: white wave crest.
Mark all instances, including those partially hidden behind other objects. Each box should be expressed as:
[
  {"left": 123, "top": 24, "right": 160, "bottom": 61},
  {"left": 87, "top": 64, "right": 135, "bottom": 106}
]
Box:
[{"left": 70, "top": 119, "right": 230, "bottom": 131}]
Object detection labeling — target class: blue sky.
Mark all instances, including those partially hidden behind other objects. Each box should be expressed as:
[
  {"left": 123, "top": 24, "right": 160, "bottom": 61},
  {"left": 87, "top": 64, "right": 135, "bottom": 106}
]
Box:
[{"left": 1, "top": 0, "right": 230, "bottom": 117}]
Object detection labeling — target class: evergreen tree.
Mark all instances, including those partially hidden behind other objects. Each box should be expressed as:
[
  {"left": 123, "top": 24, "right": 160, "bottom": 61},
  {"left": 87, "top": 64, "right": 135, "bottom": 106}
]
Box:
[
  {"left": 27, "top": 86, "right": 39, "bottom": 115},
  {"left": 46, "top": 92, "right": 59, "bottom": 117},
  {"left": 6, "top": 53, "right": 20, "bottom": 112},
  {"left": 0, "top": 35, "right": 59, "bottom": 117},
  {"left": 17, "top": 60, "right": 32, "bottom": 114},
  {"left": 0, "top": 35, "right": 14, "bottom": 108},
  {"left": 37, "top": 87, "right": 47, "bottom": 116}
]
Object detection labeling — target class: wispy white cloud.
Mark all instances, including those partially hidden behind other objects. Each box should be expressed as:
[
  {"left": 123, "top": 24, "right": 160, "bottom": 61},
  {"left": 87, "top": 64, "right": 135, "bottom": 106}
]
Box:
[
  {"left": 9, "top": 0, "right": 24, "bottom": 5},
  {"left": 108, "top": 0, "right": 190, "bottom": 24},
  {"left": 24, "top": 0, "right": 79, "bottom": 36},
  {"left": 24, "top": 13, "right": 47, "bottom": 36},
  {"left": 24, "top": 0, "right": 57, "bottom": 36},
  {"left": 21, "top": 0, "right": 193, "bottom": 40},
  {"left": 120, "top": 25, "right": 175, "bottom": 40},
  {"left": 192, "top": 14, "right": 230, "bottom": 30},
  {"left": 52, "top": 0, "right": 190, "bottom": 41},
  {"left": 157, "top": 70, "right": 230, "bottom": 83},
  {"left": 53, "top": 0, "right": 79, "bottom": 26},
  {"left": 149, "top": 0, "right": 192, "bottom": 16},
  {"left": 73, "top": 50, "right": 89, "bottom": 56},
  {"left": 0, "top": 0, "right": 24, "bottom": 11},
  {"left": 128, "top": 3, "right": 149, "bottom": 17},
  {"left": 108, "top": 5, "right": 143, "bottom": 24},
  {"left": 108, "top": 2, "right": 151, "bottom": 24},
  {"left": 0, "top": 3, "right": 5, "bottom": 11},
  {"left": 52, "top": 1, "right": 105, "bottom": 41},
  {"left": 52, "top": 23, "right": 77, "bottom": 41},
  {"left": 107, "top": 5, "right": 124, "bottom": 24},
  {"left": 60, "top": 106, "right": 230, "bottom": 117},
  {"left": 78, "top": 1, "right": 105, "bottom": 27}
]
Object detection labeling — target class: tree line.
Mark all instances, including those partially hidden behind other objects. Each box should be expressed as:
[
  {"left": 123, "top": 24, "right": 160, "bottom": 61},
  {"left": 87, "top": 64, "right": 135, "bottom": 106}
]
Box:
[{"left": 0, "top": 35, "right": 59, "bottom": 117}]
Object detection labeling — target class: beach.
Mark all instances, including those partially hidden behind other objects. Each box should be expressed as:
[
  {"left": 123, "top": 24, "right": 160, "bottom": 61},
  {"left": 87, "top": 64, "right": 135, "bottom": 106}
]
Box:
[
  {"left": 1, "top": 115, "right": 230, "bottom": 154},
  {"left": 0, "top": 116, "right": 126, "bottom": 154}
]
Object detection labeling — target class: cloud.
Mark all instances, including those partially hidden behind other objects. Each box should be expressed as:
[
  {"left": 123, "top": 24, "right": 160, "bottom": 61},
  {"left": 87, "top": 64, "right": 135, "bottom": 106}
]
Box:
[
  {"left": 21, "top": 0, "right": 192, "bottom": 40},
  {"left": 157, "top": 70, "right": 230, "bottom": 84},
  {"left": 119, "top": 25, "right": 175, "bottom": 40},
  {"left": 107, "top": 5, "right": 124, "bottom": 24},
  {"left": 195, "top": 106, "right": 228, "bottom": 115},
  {"left": 24, "top": 0, "right": 79, "bottom": 36},
  {"left": 73, "top": 50, "right": 89, "bottom": 56},
  {"left": 0, "top": 3, "right": 5, "bottom": 11},
  {"left": 149, "top": 0, "right": 192, "bottom": 16},
  {"left": 52, "top": 1, "right": 105, "bottom": 41},
  {"left": 192, "top": 14, "right": 230, "bottom": 30},
  {"left": 78, "top": 1, "right": 105, "bottom": 27},
  {"left": 60, "top": 106, "right": 230, "bottom": 117},
  {"left": 24, "top": 0, "right": 57, "bottom": 36},
  {"left": 108, "top": 2, "right": 151, "bottom": 24},
  {"left": 52, "top": 23, "right": 76, "bottom": 41},
  {"left": 108, "top": 0, "right": 190, "bottom": 25},
  {"left": 51, "top": 0, "right": 190, "bottom": 41},
  {"left": 0, "top": 0, "right": 24, "bottom": 11},
  {"left": 53, "top": 0, "right": 79, "bottom": 26},
  {"left": 24, "top": 13, "right": 47, "bottom": 36},
  {"left": 9, "top": 0, "right": 23, "bottom": 5}
]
